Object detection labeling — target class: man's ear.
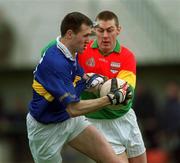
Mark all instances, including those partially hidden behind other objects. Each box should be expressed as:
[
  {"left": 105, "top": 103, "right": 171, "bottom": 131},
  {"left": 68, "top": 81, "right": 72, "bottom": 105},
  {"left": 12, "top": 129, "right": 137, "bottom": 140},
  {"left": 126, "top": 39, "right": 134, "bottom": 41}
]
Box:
[
  {"left": 117, "top": 25, "right": 121, "bottom": 35},
  {"left": 66, "top": 29, "right": 74, "bottom": 39}
]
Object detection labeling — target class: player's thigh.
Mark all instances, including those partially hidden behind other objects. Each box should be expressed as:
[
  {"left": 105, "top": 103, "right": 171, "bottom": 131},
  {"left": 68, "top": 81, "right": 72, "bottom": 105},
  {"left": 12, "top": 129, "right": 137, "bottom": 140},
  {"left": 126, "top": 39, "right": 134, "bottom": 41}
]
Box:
[
  {"left": 27, "top": 113, "right": 66, "bottom": 163},
  {"left": 129, "top": 152, "right": 147, "bottom": 163},
  {"left": 96, "top": 152, "right": 129, "bottom": 163},
  {"left": 117, "top": 152, "right": 129, "bottom": 163},
  {"left": 68, "top": 125, "right": 116, "bottom": 162},
  {"left": 126, "top": 110, "right": 146, "bottom": 158}
]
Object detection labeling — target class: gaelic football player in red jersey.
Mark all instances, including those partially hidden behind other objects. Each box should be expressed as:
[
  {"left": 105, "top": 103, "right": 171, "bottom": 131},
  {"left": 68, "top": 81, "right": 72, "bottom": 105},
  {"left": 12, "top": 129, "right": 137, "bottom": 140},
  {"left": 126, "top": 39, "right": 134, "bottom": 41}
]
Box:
[{"left": 78, "top": 10, "right": 147, "bottom": 163}]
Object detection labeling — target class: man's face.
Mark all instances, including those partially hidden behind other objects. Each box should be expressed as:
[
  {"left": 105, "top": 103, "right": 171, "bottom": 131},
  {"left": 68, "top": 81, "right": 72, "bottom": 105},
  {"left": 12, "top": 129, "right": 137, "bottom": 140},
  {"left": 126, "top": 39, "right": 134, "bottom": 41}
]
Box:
[
  {"left": 94, "top": 19, "right": 121, "bottom": 54},
  {"left": 72, "top": 24, "right": 92, "bottom": 54}
]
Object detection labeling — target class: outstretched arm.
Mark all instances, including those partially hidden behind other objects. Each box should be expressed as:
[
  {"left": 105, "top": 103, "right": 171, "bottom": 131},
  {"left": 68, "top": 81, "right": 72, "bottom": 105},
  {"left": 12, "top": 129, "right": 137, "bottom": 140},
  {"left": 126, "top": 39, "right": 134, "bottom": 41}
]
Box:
[{"left": 66, "top": 96, "right": 110, "bottom": 117}]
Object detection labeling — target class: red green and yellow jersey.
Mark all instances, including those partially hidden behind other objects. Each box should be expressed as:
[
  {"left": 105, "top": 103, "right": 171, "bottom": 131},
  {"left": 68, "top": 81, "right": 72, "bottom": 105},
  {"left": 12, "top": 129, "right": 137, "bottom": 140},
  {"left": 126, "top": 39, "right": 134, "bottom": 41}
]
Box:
[{"left": 78, "top": 40, "right": 136, "bottom": 119}]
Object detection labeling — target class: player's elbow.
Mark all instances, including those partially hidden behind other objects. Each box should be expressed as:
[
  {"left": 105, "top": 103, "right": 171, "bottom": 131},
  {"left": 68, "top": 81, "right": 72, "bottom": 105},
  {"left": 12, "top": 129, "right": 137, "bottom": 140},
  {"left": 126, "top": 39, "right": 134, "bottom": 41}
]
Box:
[{"left": 66, "top": 104, "right": 82, "bottom": 117}]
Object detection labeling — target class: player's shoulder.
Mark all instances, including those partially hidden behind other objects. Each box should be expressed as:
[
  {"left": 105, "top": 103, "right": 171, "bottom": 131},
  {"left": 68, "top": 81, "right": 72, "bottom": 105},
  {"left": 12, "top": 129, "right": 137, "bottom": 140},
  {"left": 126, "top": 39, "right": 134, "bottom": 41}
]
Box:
[
  {"left": 44, "top": 44, "right": 57, "bottom": 59},
  {"left": 121, "top": 45, "right": 134, "bottom": 55},
  {"left": 120, "top": 45, "right": 135, "bottom": 58},
  {"left": 41, "top": 40, "right": 56, "bottom": 56},
  {"left": 43, "top": 45, "right": 65, "bottom": 66}
]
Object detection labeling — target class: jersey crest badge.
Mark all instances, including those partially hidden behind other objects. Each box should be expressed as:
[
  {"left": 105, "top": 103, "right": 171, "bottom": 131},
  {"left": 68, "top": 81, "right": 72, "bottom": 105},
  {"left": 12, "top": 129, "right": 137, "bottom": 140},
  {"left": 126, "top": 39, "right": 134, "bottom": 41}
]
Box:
[
  {"left": 110, "top": 62, "right": 121, "bottom": 74},
  {"left": 86, "top": 57, "right": 95, "bottom": 67}
]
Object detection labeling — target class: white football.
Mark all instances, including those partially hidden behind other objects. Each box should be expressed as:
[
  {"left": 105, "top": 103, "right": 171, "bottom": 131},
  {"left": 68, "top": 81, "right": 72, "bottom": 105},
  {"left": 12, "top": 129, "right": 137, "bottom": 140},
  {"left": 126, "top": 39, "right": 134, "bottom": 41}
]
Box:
[{"left": 100, "top": 78, "right": 126, "bottom": 110}]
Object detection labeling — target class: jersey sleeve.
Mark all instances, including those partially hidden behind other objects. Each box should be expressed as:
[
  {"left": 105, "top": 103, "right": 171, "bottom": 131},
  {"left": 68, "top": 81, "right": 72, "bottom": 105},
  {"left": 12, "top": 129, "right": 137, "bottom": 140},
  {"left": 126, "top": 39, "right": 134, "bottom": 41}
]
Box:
[
  {"left": 117, "top": 50, "right": 136, "bottom": 89},
  {"left": 33, "top": 50, "right": 80, "bottom": 107}
]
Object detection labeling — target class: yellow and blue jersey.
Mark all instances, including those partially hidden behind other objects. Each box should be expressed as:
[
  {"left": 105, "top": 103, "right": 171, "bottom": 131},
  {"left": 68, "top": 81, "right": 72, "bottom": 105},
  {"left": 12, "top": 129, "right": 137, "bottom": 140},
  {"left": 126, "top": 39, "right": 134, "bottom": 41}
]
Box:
[{"left": 28, "top": 38, "right": 86, "bottom": 124}]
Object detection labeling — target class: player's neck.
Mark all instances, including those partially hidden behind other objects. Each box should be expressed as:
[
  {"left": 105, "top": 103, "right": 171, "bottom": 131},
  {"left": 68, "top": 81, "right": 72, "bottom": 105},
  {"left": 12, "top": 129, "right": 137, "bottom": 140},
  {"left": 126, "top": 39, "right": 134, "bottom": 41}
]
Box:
[
  {"left": 99, "top": 44, "right": 115, "bottom": 56},
  {"left": 60, "top": 37, "right": 76, "bottom": 58},
  {"left": 99, "top": 49, "right": 113, "bottom": 56}
]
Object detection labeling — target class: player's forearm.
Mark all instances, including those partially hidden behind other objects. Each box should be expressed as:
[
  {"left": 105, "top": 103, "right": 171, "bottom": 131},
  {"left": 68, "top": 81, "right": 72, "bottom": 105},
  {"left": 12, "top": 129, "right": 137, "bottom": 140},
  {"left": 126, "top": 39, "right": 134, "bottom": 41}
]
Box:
[{"left": 66, "top": 96, "right": 110, "bottom": 117}]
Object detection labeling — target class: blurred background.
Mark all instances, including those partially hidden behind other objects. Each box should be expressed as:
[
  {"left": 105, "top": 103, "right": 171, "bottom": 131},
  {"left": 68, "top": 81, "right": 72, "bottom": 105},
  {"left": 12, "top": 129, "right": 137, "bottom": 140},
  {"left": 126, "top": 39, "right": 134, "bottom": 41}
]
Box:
[{"left": 0, "top": 0, "right": 180, "bottom": 162}]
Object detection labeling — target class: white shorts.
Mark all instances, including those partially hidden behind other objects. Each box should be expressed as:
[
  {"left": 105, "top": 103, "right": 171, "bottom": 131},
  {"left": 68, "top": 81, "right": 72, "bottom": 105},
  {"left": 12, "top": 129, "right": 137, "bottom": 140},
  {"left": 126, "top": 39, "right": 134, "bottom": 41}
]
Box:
[
  {"left": 87, "top": 109, "right": 146, "bottom": 158},
  {"left": 26, "top": 113, "right": 90, "bottom": 163}
]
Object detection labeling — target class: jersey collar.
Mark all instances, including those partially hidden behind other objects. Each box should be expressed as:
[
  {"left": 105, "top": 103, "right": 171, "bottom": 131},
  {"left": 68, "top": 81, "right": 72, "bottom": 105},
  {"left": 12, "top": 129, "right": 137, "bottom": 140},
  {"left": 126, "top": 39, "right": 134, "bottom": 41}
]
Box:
[
  {"left": 91, "top": 39, "right": 121, "bottom": 54},
  {"left": 56, "top": 36, "right": 76, "bottom": 61}
]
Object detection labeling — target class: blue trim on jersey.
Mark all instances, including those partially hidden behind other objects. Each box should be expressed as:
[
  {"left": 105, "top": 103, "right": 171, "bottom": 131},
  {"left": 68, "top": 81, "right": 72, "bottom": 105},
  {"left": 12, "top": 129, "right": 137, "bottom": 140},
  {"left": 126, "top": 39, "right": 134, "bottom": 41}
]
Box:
[{"left": 29, "top": 42, "right": 86, "bottom": 124}]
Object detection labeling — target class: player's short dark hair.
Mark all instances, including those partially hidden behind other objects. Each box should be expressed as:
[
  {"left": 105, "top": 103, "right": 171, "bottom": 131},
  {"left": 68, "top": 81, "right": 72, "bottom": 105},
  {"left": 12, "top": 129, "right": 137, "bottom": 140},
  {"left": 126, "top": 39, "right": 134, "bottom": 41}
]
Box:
[
  {"left": 95, "top": 10, "right": 119, "bottom": 27},
  {"left": 60, "top": 12, "right": 93, "bottom": 37}
]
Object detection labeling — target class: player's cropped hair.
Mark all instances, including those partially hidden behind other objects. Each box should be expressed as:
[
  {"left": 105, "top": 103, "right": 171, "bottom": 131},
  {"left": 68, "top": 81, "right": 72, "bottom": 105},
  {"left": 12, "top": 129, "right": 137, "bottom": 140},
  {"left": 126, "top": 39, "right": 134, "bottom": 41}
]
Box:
[
  {"left": 60, "top": 12, "right": 93, "bottom": 37},
  {"left": 95, "top": 10, "right": 119, "bottom": 27}
]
